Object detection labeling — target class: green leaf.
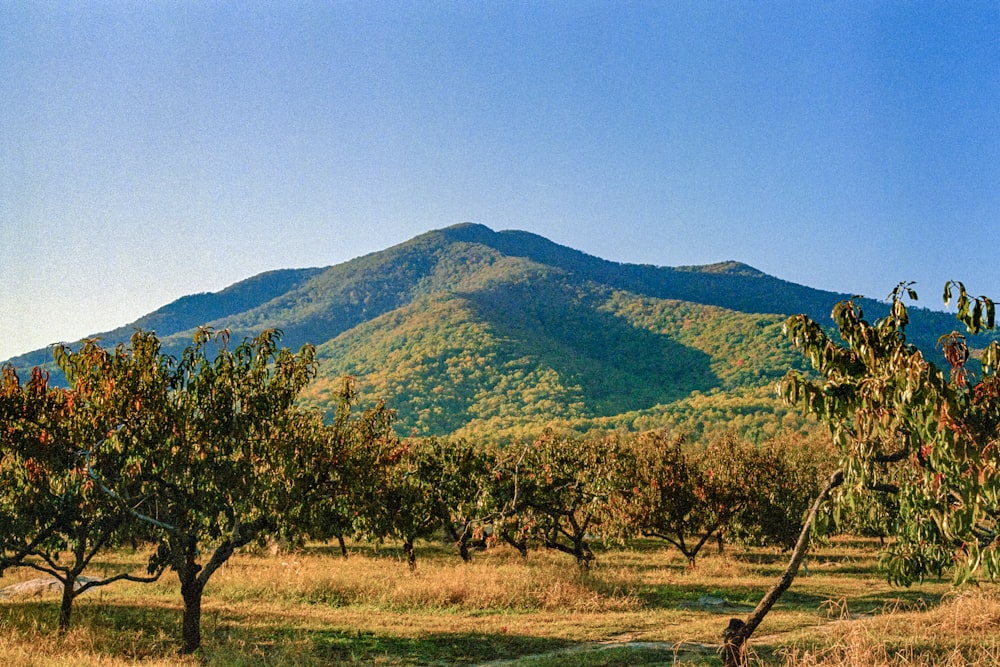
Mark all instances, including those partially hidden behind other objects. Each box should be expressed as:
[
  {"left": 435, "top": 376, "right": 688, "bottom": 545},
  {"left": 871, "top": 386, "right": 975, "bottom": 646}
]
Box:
[{"left": 972, "top": 301, "right": 984, "bottom": 334}]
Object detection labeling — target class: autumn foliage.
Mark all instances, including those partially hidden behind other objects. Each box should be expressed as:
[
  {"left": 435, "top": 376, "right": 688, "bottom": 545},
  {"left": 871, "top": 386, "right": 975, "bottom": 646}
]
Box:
[{"left": 1, "top": 328, "right": 830, "bottom": 653}]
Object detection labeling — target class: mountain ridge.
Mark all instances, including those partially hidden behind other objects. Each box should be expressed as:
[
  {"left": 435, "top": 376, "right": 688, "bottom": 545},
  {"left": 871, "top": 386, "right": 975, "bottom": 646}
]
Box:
[
  {"left": 4, "top": 223, "right": 971, "bottom": 442},
  {"left": 9, "top": 222, "right": 852, "bottom": 367}
]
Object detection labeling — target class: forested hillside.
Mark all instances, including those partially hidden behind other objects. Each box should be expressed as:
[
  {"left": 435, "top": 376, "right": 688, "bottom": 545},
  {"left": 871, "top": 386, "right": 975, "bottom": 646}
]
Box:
[{"left": 6, "top": 223, "right": 980, "bottom": 442}]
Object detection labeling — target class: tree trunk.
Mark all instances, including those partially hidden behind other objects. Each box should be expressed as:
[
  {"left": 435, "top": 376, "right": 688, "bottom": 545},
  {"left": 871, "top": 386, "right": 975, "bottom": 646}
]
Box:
[
  {"left": 58, "top": 574, "right": 76, "bottom": 634},
  {"left": 503, "top": 534, "right": 528, "bottom": 559},
  {"left": 444, "top": 520, "right": 472, "bottom": 563},
  {"left": 721, "top": 469, "right": 843, "bottom": 667},
  {"left": 403, "top": 539, "right": 416, "bottom": 571},
  {"left": 574, "top": 538, "right": 592, "bottom": 571},
  {"left": 180, "top": 575, "right": 205, "bottom": 654},
  {"left": 687, "top": 524, "right": 722, "bottom": 566},
  {"left": 172, "top": 528, "right": 252, "bottom": 655},
  {"left": 336, "top": 534, "right": 348, "bottom": 558},
  {"left": 457, "top": 536, "right": 471, "bottom": 563}
]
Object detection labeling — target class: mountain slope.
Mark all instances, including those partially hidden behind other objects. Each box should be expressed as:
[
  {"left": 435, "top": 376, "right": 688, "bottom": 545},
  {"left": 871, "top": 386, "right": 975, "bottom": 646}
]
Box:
[
  {"left": 300, "top": 256, "right": 810, "bottom": 438},
  {"left": 5, "top": 223, "right": 978, "bottom": 441}
]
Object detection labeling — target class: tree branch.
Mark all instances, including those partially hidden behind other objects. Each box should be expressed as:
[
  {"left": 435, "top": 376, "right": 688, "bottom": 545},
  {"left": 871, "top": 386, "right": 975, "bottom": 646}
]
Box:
[{"left": 873, "top": 447, "right": 909, "bottom": 464}]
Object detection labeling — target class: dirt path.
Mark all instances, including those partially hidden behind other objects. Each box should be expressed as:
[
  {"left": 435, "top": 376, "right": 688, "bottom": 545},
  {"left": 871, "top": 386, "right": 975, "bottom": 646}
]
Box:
[
  {"left": 472, "top": 618, "right": 831, "bottom": 666},
  {"left": 473, "top": 639, "right": 720, "bottom": 666}
]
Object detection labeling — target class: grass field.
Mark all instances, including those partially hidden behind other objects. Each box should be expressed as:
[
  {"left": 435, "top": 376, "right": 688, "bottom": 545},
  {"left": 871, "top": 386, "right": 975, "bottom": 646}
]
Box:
[{"left": 1, "top": 537, "right": 997, "bottom": 666}]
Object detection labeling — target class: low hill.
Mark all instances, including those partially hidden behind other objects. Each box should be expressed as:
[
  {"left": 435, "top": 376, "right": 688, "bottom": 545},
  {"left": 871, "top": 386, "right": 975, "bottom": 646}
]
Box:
[{"left": 4, "top": 223, "right": 975, "bottom": 442}]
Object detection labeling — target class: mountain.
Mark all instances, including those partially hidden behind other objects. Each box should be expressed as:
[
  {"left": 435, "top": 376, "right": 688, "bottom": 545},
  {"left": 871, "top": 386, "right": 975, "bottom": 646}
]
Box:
[{"left": 4, "top": 223, "right": 975, "bottom": 443}]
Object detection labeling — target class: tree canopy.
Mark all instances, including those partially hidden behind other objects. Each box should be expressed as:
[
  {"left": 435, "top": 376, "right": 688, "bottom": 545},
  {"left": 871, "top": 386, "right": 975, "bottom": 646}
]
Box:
[
  {"left": 720, "top": 282, "right": 1000, "bottom": 666},
  {"left": 781, "top": 282, "right": 1000, "bottom": 585}
]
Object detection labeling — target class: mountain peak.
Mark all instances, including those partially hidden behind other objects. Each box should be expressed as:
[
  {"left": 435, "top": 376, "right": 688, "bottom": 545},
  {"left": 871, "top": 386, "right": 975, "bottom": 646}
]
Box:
[{"left": 678, "top": 261, "right": 769, "bottom": 277}]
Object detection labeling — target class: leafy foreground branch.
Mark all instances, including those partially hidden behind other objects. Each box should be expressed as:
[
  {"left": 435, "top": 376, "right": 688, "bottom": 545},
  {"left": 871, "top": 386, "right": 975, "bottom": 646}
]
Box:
[{"left": 723, "top": 281, "right": 1000, "bottom": 665}]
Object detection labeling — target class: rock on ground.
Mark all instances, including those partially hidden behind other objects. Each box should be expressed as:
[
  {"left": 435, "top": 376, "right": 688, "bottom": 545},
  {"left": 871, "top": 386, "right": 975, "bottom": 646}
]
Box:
[{"left": 0, "top": 576, "right": 101, "bottom": 600}]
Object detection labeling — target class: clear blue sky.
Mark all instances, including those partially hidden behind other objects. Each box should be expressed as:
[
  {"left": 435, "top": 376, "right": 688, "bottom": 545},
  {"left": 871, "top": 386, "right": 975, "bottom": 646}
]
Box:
[{"left": 2, "top": 2, "right": 998, "bottom": 361}]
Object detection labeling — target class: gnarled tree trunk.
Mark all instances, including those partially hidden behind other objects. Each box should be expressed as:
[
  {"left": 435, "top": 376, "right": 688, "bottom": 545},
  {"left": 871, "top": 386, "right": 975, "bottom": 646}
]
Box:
[
  {"left": 502, "top": 533, "right": 528, "bottom": 559},
  {"left": 444, "top": 520, "right": 472, "bottom": 562},
  {"left": 721, "top": 469, "right": 843, "bottom": 667}
]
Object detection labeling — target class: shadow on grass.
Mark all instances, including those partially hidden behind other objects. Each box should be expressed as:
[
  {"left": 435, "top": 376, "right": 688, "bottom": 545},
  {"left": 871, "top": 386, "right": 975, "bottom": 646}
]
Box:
[
  {"left": 309, "top": 629, "right": 575, "bottom": 665},
  {"left": 0, "top": 598, "right": 181, "bottom": 659},
  {"left": 634, "top": 578, "right": 945, "bottom": 619},
  {"left": 0, "top": 598, "right": 580, "bottom": 665},
  {"left": 828, "top": 588, "right": 944, "bottom": 616},
  {"left": 237, "top": 628, "right": 711, "bottom": 667}
]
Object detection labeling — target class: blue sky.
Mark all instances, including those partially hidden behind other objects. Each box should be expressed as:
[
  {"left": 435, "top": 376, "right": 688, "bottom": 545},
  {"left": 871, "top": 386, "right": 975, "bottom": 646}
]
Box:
[{"left": 2, "top": 2, "right": 998, "bottom": 361}]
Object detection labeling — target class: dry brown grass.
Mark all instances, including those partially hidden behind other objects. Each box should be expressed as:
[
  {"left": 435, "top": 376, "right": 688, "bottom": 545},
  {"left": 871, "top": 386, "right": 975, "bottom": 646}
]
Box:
[
  {"left": 207, "top": 545, "right": 641, "bottom": 613},
  {"left": 777, "top": 588, "right": 1000, "bottom": 666},
  {"left": 0, "top": 623, "right": 195, "bottom": 667},
  {"left": 1, "top": 537, "right": 989, "bottom": 666}
]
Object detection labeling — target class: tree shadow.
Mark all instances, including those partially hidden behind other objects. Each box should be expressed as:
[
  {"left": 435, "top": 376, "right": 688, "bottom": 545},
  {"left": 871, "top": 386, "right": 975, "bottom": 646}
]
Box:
[
  {"left": 461, "top": 277, "right": 718, "bottom": 416},
  {"left": 0, "top": 598, "right": 582, "bottom": 664},
  {"left": 309, "top": 628, "right": 576, "bottom": 664},
  {"left": 632, "top": 578, "right": 946, "bottom": 620}
]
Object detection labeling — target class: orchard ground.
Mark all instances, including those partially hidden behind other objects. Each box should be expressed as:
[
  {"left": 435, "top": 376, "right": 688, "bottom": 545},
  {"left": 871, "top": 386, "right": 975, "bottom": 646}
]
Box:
[{"left": 2, "top": 537, "right": 998, "bottom": 666}]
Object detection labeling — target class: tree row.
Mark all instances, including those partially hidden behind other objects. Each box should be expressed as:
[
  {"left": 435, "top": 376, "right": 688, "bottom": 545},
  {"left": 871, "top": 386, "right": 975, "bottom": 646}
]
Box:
[{"left": 1, "top": 328, "right": 828, "bottom": 653}]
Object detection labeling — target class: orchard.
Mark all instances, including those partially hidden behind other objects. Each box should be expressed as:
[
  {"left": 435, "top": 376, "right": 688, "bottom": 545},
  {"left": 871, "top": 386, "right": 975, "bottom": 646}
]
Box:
[{"left": 3, "top": 282, "right": 996, "bottom": 665}]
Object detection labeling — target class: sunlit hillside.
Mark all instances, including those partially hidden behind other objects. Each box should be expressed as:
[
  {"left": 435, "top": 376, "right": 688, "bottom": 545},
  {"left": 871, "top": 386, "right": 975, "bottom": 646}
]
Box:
[{"left": 7, "top": 223, "right": 982, "bottom": 442}]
